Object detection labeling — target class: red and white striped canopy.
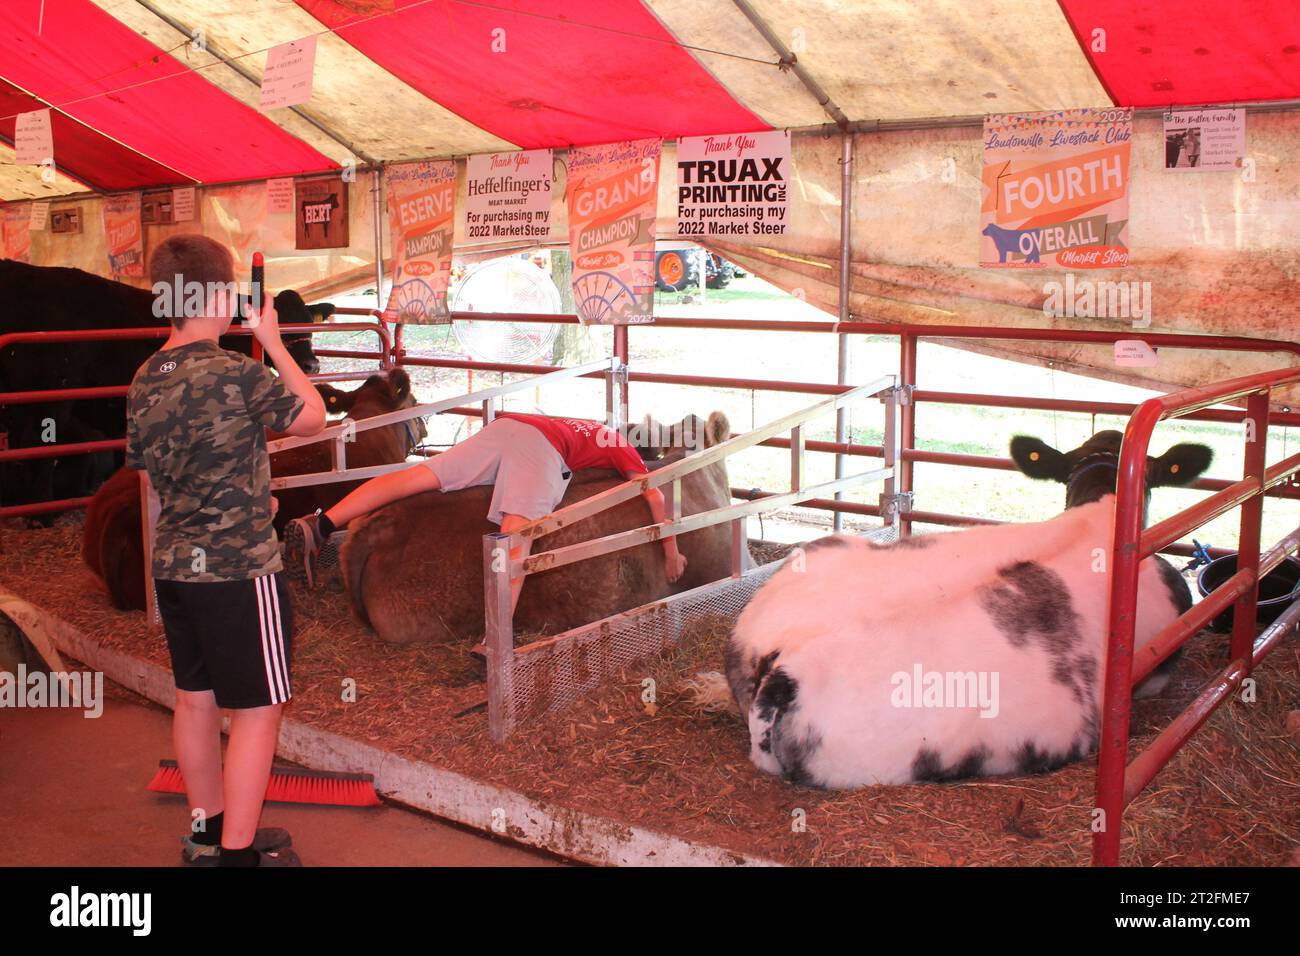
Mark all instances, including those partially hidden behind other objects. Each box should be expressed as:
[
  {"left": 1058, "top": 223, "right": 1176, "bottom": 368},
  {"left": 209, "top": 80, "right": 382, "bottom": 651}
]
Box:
[{"left": 2, "top": 0, "right": 1297, "bottom": 199}]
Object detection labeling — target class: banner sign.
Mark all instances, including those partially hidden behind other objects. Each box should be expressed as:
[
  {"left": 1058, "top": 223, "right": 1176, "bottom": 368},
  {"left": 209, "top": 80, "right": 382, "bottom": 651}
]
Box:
[
  {"left": 294, "top": 176, "right": 349, "bottom": 250},
  {"left": 1163, "top": 108, "right": 1245, "bottom": 171},
  {"left": 103, "top": 193, "right": 144, "bottom": 278},
  {"left": 171, "top": 187, "right": 196, "bottom": 222},
  {"left": 981, "top": 108, "right": 1132, "bottom": 270},
  {"left": 266, "top": 178, "right": 294, "bottom": 214},
  {"left": 260, "top": 37, "right": 317, "bottom": 111},
  {"left": 464, "top": 149, "right": 552, "bottom": 242},
  {"left": 14, "top": 109, "right": 53, "bottom": 166},
  {"left": 384, "top": 159, "right": 456, "bottom": 324},
  {"left": 675, "top": 130, "right": 790, "bottom": 241},
  {"left": 566, "top": 138, "right": 660, "bottom": 325},
  {"left": 3, "top": 205, "right": 31, "bottom": 262}
]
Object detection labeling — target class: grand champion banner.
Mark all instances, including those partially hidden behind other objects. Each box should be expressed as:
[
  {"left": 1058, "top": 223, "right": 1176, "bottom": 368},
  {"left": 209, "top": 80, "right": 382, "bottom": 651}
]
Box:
[
  {"left": 981, "top": 108, "right": 1132, "bottom": 269},
  {"left": 464, "top": 149, "right": 553, "bottom": 242},
  {"left": 675, "top": 130, "right": 790, "bottom": 241},
  {"left": 566, "top": 138, "right": 661, "bottom": 325},
  {"left": 103, "top": 193, "right": 144, "bottom": 278},
  {"left": 384, "top": 160, "right": 455, "bottom": 323},
  {"left": 2, "top": 205, "right": 31, "bottom": 263}
]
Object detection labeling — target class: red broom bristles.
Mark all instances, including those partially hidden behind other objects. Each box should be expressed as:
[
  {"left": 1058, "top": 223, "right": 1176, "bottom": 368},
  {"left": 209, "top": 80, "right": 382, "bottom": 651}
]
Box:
[{"left": 148, "top": 759, "right": 381, "bottom": 807}]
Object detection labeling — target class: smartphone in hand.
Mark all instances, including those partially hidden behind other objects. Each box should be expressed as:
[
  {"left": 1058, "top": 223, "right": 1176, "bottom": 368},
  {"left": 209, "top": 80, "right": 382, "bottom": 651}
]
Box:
[{"left": 239, "top": 252, "right": 265, "bottom": 328}]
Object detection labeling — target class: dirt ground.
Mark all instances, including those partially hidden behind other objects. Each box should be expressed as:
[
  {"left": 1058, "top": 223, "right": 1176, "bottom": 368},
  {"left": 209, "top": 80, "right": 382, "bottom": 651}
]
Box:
[{"left": 3, "top": 518, "right": 1298, "bottom": 867}]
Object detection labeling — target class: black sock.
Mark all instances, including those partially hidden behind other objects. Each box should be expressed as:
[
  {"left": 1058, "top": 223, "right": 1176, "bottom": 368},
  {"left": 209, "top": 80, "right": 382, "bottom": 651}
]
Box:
[
  {"left": 192, "top": 811, "right": 223, "bottom": 846},
  {"left": 218, "top": 844, "right": 259, "bottom": 867},
  {"left": 318, "top": 512, "right": 336, "bottom": 538}
]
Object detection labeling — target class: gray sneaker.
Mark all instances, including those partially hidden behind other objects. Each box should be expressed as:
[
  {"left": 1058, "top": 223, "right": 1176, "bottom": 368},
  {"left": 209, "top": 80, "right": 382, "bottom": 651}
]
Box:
[{"left": 283, "top": 514, "right": 326, "bottom": 588}]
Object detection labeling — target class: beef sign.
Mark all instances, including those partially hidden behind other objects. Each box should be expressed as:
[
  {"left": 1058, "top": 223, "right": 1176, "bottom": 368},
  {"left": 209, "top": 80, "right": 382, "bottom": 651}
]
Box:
[
  {"left": 81, "top": 369, "right": 417, "bottom": 610},
  {"left": 342, "top": 412, "right": 746, "bottom": 645},
  {"left": 712, "top": 430, "right": 1212, "bottom": 789},
  {"left": 0, "top": 260, "right": 328, "bottom": 512}
]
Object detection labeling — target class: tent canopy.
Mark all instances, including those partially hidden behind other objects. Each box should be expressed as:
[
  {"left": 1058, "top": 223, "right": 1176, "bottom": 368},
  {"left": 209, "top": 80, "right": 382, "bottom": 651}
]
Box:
[{"left": 1, "top": 0, "right": 1297, "bottom": 198}]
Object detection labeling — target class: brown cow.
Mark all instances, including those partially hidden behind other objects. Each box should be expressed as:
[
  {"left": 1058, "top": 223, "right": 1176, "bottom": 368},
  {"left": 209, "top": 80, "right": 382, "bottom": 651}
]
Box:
[
  {"left": 341, "top": 411, "right": 747, "bottom": 645},
  {"left": 82, "top": 368, "right": 423, "bottom": 609},
  {"left": 270, "top": 368, "right": 425, "bottom": 533}
]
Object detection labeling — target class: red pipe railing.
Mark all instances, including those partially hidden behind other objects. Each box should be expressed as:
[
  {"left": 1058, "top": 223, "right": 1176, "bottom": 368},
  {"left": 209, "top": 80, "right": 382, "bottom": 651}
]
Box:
[
  {"left": 0, "top": 320, "right": 391, "bottom": 518},
  {"left": 1094, "top": 365, "right": 1300, "bottom": 866}
]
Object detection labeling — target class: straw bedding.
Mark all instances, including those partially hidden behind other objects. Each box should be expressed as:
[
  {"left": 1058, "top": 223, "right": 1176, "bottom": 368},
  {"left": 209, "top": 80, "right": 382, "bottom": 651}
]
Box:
[{"left": 3, "top": 516, "right": 1297, "bottom": 866}]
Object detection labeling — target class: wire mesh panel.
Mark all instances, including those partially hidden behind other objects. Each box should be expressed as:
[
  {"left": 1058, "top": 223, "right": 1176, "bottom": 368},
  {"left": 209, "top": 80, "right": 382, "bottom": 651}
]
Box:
[{"left": 500, "top": 560, "right": 784, "bottom": 736}]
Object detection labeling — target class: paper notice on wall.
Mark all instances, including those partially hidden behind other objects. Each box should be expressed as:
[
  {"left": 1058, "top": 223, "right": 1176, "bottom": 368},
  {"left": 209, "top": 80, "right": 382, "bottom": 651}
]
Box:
[
  {"left": 981, "top": 108, "right": 1132, "bottom": 270},
  {"left": 675, "top": 130, "right": 790, "bottom": 242},
  {"left": 1163, "top": 108, "right": 1245, "bottom": 171},
  {"left": 14, "top": 109, "right": 53, "bottom": 166},
  {"left": 103, "top": 193, "right": 144, "bottom": 278},
  {"left": 266, "top": 178, "right": 294, "bottom": 214},
  {"left": 384, "top": 160, "right": 456, "bottom": 324},
  {"left": 567, "top": 138, "right": 661, "bottom": 325},
  {"left": 3, "top": 205, "right": 32, "bottom": 262},
  {"left": 171, "top": 187, "right": 196, "bottom": 222},
  {"left": 260, "top": 36, "right": 317, "bottom": 111},
  {"left": 1114, "top": 340, "right": 1158, "bottom": 367},
  {"left": 464, "top": 149, "right": 553, "bottom": 243},
  {"left": 29, "top": 201, "right": 50, "bottom": 231}
]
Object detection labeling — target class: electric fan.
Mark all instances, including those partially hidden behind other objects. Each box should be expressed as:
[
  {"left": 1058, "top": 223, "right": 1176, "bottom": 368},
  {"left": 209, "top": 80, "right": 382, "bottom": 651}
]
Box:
[{"left": 449, "top": 257, "right": 563, "bottom": 363}]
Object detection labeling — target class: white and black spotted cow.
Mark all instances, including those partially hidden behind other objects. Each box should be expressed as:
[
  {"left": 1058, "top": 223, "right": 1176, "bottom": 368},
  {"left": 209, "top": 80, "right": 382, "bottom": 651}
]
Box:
[{"left": 720, "top": 430, "right": 1213, "bottom": 789}]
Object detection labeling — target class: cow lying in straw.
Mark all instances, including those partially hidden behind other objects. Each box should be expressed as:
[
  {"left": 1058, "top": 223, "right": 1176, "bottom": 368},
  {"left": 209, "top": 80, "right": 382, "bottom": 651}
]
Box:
[
  {"left": 697, "top": 429, "right": 1212, "bottom": 788},
  {"left": 341, "top": 412, "right": 747, "bottom": 644}
]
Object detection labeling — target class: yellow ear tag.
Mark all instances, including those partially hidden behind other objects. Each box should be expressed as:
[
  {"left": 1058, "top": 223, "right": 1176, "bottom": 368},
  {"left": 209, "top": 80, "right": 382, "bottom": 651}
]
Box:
[
  {"left": 1029, "top": 451, "right": 1040, "bottom": 461},
  {"left": 1170, "top": 464, "right": 1180, "bottom": 474}
]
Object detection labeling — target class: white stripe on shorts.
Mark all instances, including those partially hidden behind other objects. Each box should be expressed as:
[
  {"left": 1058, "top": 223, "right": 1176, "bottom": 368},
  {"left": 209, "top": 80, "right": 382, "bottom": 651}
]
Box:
[
  {"left": 255, "top": 575, "right": 288, "bottom": 705},
  {"left": 266, "top": 574, "right": 291, "bottom": 703}
]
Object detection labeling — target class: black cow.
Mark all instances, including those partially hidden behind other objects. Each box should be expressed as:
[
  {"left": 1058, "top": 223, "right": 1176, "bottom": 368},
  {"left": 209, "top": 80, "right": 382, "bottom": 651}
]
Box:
[{"left": 0, "top": 260, "right": 331, "bottom": 516}]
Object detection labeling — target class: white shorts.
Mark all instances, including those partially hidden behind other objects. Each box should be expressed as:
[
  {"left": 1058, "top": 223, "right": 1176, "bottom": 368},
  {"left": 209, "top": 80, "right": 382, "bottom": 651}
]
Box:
[{"left": 423, "top": 418, "right": 572, "bottom": 525}]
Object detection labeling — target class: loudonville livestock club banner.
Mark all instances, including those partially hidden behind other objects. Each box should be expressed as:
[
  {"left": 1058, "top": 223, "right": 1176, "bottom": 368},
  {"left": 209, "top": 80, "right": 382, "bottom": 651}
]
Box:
[
  {"left": 566, "top": 138, "right": 661, "bottom": 325},
  {"left": 104, "top": 193, "right": 144, "bottom": 278},
  {"left": 675, "top": 129, "right": 790, "bottom": 241},
  {"left": 3, "top": 205, "right": 31, "bottom": 262},
  {"left": 981, "top": 108, "right": 1132, "bottom": 269},
  {"left": 464, "top": 149, "right": 553, "bottom": 242},
  {"left": 384, "top": 160, "right": 455, "bottom": 323}
]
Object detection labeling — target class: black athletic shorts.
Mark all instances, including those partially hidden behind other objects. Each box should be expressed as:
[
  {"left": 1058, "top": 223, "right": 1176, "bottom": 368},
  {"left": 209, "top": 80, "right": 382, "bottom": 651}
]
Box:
[{"left": 155, "top": 572, "right": 293, "bottom": 709}]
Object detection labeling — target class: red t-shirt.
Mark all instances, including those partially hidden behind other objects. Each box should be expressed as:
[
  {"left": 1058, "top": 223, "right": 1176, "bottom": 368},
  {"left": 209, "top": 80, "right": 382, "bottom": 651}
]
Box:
[{"left": 498, "top": 413, "right": 648, "bottom": 476}]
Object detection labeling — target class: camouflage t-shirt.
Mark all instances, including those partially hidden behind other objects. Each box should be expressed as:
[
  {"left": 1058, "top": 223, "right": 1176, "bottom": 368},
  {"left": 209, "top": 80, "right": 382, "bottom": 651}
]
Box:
[{"left": 125, "top": 340, "right": 303, "bottom": 582}]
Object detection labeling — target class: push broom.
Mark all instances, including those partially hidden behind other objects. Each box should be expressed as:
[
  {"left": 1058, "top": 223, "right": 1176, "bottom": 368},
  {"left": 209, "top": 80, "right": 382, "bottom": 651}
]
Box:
[{"left": 148, "top": 759, "right": 382, "bottom": 807}]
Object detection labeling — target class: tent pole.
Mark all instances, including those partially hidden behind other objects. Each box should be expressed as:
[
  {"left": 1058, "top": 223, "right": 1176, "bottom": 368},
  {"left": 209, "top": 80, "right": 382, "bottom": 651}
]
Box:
[
  {"left": 372, "top": 167, "right": 385, "bottom": 314},
  {"left": 730, "top": 0, "right": 849, "bottom": 127},
  {"left": 833, "top": 131, "right": 853, "bottom": 532}
]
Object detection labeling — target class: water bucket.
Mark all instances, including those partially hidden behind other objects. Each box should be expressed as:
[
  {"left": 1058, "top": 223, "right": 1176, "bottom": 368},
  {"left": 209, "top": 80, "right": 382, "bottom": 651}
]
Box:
[{"left": 1196, "top": 553, "right": 1300, "bottom": 633}]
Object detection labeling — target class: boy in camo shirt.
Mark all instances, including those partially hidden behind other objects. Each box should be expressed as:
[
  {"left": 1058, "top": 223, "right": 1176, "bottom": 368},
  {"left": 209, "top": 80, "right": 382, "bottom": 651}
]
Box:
[{"left": 126, "top": 235, "right": 325, "bottom": 866}]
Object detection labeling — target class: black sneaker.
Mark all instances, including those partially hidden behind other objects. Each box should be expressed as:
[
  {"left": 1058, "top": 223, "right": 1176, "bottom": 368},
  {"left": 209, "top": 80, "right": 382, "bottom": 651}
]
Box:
[
  {"left": 283, "top": 514, "right": 325, "bottom": 588},
  {"left": 180, "top": 826, "right": 293, "bottom": 866}
]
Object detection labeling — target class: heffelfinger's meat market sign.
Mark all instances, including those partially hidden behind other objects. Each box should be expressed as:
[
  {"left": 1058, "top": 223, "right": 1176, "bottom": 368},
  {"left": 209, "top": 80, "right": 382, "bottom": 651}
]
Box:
[
  {"left": 464, "top": 149, "right": 553, "bottom": 242},
  {"left": 675, "top": 130, "right": 790, "bottom": 241},
  {"left": 981, "top": 108, "right": 1132, "bottom": 269}
]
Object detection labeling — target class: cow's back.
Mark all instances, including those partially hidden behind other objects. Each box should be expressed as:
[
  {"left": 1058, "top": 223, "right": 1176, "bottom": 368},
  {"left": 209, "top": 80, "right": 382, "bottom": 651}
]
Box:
[{"left": 343, "top": 465, "right": 737, "bottom": 645}]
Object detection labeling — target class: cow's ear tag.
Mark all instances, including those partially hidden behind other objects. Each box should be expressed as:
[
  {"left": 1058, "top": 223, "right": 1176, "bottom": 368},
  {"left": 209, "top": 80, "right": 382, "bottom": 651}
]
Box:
[
  {"left": 1029, "top": 451, "right": 1040, "bottom": 461},
  {"left": 1170, "top": 463, "right": 1180, "bottom": 474}
]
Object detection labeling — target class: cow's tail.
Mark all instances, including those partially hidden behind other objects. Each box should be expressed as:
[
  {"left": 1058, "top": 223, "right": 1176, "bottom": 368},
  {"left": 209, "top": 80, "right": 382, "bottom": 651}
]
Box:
[
  {"left": 341, "top": 519, "right": 375, "bottom": 630},
  {"left": 682, "top": 670, "right": 739, "bottom": 714}
]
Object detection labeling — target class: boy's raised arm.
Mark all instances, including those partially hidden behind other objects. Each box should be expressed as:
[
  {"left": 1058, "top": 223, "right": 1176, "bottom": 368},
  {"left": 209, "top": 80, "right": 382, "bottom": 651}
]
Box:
[{"left": 250, "top": 293, "right": 326, "bottom": 436}]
